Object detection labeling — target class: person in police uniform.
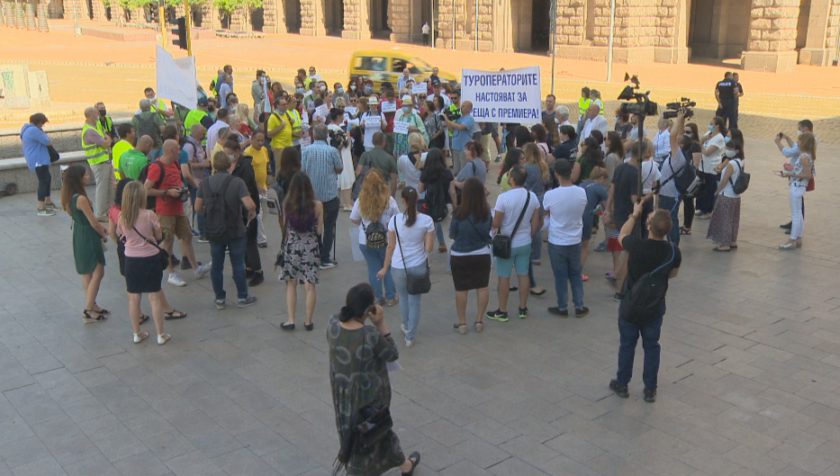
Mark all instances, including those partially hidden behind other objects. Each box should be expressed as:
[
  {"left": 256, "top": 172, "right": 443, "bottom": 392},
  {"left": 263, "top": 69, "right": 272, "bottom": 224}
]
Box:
[{"left": 714, "top": 72, "right": 737, "bottom": 130}]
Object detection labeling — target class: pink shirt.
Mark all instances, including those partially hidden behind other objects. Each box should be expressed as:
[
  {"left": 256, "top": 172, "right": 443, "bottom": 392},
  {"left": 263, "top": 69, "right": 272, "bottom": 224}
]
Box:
[{"left": 118, "top": 209, "right": 161, "bottom": 258}]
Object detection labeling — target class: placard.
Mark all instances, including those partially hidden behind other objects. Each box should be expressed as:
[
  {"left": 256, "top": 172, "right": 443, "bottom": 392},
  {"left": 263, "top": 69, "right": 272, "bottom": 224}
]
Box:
[
  {"left": 315, "top": 104, "right": 329, "bottom": 118},
  {"left": 412, "top": 83, "right": 428, "bottom": 95},
  {"left": 364, "top": 115, "right": 382, "bottom": 128},
  {"left": 460, "top": 66, "right": 541, "bottom": 124},
  {"left": 381, "top": 101, "right": 397, "bottom": 113},
  {"left": 344, "top": 106, "right": 357, "bottom": 116},
  {"left": 393, "top": 120, "right": 409, "bottom": 135},
  {"left": 155, "top": 45, "right": 197, "bottom": 109}
]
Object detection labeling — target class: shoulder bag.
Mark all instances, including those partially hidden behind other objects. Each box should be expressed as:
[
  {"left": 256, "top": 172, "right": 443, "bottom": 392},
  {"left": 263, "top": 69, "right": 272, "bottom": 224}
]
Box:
[
  {"left": 619, "top": 243, "right": 674, "bottom": 326},
  {"left": 728, "top": 160, "right": 750, "bottom": 195},
  {"left": 393, "top": 216, "right": 431, "bottom": 295},
  {"left": 131, "top": 223, "right": 170, "bottom": 271},
  {"left": 492, "top": 191, "right": 530, "bottom": 259}
]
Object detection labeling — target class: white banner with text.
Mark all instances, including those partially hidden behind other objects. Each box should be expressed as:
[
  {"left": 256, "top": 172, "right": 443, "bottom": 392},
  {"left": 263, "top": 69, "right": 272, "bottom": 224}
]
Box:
[{"left": 460, "top": 66, "right": 541, "bottom": 124}]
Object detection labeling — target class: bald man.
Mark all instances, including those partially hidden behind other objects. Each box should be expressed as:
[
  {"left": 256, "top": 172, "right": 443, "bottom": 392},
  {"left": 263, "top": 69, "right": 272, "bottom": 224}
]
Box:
[
  {"left": 580, "top": 103, "right": 608, "bottom": 147},
  {"left": 82, "top": 106, "right": 113, "bottom": 221},
  {"left": 145, "top": 139, "right": 211, "bottom": 287},
  {"left": 118, "top": 135, "right": 154, "bottom": 180},
  {"left": 442, "top": 99, "right": 475, "bottom": 174}
]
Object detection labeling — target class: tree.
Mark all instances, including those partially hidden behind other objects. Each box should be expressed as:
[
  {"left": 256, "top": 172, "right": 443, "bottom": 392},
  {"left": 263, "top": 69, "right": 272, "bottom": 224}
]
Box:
[{"left": 213, "top": 0, "right": 262, "bottom": 30}]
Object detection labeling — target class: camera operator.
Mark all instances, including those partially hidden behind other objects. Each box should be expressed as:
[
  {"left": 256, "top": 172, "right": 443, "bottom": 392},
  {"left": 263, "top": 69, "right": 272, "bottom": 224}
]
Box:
[
  {"left": 145, "top": 140, "right": 211, "bottom": 288},
  {"left": 442, "top": 99, "right": 474, "bottom": 175},
  {"left": 657, "top": 109, "right": 689, "bottom": 244}
]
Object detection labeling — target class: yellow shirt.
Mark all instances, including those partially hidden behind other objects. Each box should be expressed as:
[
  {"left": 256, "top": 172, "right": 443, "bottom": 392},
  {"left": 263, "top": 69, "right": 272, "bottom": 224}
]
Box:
[
  {"left": 111, "top": 140, "right": 133, "bottom": 178},
  {"left": 266, "top": 111, "right": 292, "bottom": 149},
  {"left": 245, "top": 145, "right": 269, "bottom": 189}
]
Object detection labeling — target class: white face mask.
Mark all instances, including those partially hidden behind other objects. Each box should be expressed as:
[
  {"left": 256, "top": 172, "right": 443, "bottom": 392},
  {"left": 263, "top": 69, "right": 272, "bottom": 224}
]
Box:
[{"left": 724, "top": 149, "right": 737, "bottom": 158}]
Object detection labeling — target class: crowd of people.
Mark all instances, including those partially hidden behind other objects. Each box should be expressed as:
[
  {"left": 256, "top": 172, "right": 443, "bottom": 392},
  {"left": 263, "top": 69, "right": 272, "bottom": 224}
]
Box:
[{"left": 17, "top": 65, "right": 818, "bottom": 475}]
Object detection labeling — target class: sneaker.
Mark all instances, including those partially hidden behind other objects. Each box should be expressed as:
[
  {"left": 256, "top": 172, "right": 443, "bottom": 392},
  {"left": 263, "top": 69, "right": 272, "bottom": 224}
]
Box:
[
  {"left": 594, "top": 241, "right": 607, "bottom": 252},
  {"left": 613, "top": 292, "right": 623, "bottom": 302},
  {"left": 180, "top": 256, "right": 192, "bottom": 270},
  {"left": 44, "top": 202, "right": 57, "bottom": 210},
  {"left": 696, "top": 212, "right": 710, "bottom": 220},
  {"left": 548, "top": 307, "right": 569, "bottom": 317},
  {"left": 319, "top": 260, "right": 336, "bottom": 270},
  {"left": 36, "top": 208, "right": 56, "bottom": 217},
  {"left": 168, "top": 273, "right": 187, "bottom": 287},
  {"left": 486, "top": 309, "right": 509, "bottom": 322},
  {"left": 249, "top": 272, "right": 264, "bottom": 287},
  {"left": 644, "top": 387, "right": 656, "bottom": 403},
  {"left": 780, "top": 221, "right": 792, "bottom": 230},
  {"left": 197, "top": 234, "right": 210, "bottom": 243},
  {"left": 237, "top": 296, "right": 258, "bottom": 308},
  {"left": 170, "top": 255, "right": 181, "bottom": 267},
  {"left": 194, "top": 263, "right": 211, "bottom": 279},
  {"left": 385, "top": 296, "right": 399, "bottom": 307},
  {"left": 609, "top": 379, "right": 629, "bottom": 398},
  {"left": 405, "top": 338, "right": 414, "bottom": 348},
  {"left": 518, "top": 307, "right": 528, "bottom": 319},
  {"left": 575, "top": 307, "right": 590, "bottom": 318},
  {"left": 258, "top": 242, "right": 268, "bottom": 248},
  {"left": 214, "top": 299, "right": 226, "bottom": 310},
  {"left": 494, "top": 154, "right": 502, "bottom": 162},
  {"left": 400, "top": 324, "right": 408, "bottom": 335}
]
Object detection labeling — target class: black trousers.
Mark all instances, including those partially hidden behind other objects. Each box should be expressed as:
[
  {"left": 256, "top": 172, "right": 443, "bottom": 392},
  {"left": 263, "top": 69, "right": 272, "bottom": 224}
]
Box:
[
  {"left": 719, "top": 99, "right": 737, "bottom": 130},
  {"left": 244, "top": 218, "right": 262, "bottom": 271},
  {"left": 35, "top": 165, "right": 51, "bottom": 201},
  {"left": 320, "top": 197, "right": 340, "bottom": 262}
]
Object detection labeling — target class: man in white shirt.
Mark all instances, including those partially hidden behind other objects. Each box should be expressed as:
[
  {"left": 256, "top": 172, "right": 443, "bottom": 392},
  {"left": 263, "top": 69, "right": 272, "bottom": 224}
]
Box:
[
  {"left": 205, "top": 107, "right": 229, "bottom": 157},
  {"left": 544, "top": 159, "right": 589, "bottom": 318},
  {"left": 580, "top": 104, "right": 608, "bottom": 147},
  {"left": 396, "top": 68, "right": 411, "bottom": 92},
  {"left": 657, "top": 110, "right": 689, "bottom": 244},
  {"left": 652, "top": 118, "right": 672, "bottom": 166},
  {"left": 556, "top": 105, "right": 572, "bottom": 128},
  {"left": 487, "top": 166, "right": 541, "bottom": 322}
]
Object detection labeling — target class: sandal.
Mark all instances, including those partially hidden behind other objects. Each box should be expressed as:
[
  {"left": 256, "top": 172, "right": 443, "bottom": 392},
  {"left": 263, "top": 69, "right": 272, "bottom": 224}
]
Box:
[
  {"left": 713, "top": 245, "right": 731, "bottom": 252},
  {"left": 164, "top": 310, "right": 187, "bottom": 320},
  {"left": 133, "top": 331, "right": 149, "bottom": 344},
  {"left": 679, "top": 227, "right": 691, "bottom": 235},
  {"left": 438, "top": 244, "right": 447, "bottom": 253},
  {"left": 474, "top": 321, "right": 483, "bottom": 333},
  {"left": 453, "top": 323, "right": 467, "bottom": 335},
  {"left": 139, "top": 314, "right": 149, "bottom": 325},
  {"left": 401, "top": 451, "right": 421, "bottom": 476},
  {"left": 92, "top": 307, "right": 110, "bottom": 316},
  {"left": 157, "top": 333, "right": 171, "bottom": 345},
  {"left": 529, "top": 287, "right": 546, "bottom": 296},
  {"left": 83, "top": 310, "right": 107, "bottom": 324}
]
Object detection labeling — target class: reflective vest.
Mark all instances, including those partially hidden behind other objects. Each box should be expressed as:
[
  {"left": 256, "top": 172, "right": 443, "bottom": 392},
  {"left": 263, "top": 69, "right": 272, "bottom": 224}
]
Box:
[
  {"left": 96, "top": 116, "right": 114, "bottom": 139},
  {"left": 149, "top": 98, "right": 168, "bottom": 118},
  {"left": 183, "top": 109, "right": 208, "bottom": 145},
  {"left": 81, "top": 123, "right": 110, "bottom": 165},
  {"left": 288, "top": 109, "right": 302, "bottom": 137},
  {"left": 578, "top": 97, "right": 591, "bottom": 117},
  {"left": 447, "top": 103, "right": 460, "bottom": 137}
]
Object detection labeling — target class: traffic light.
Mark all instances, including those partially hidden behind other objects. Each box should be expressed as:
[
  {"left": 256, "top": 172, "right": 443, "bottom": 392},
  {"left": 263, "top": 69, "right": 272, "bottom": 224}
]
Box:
[{"left": 172, "top": 16, "right": 188, "bottom": 50}]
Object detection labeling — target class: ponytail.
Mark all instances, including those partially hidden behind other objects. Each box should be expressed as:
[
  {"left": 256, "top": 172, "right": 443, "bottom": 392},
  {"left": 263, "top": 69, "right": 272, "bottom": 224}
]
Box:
[{"left": 401, "top": 186, "right": 418, "bottom": 227}]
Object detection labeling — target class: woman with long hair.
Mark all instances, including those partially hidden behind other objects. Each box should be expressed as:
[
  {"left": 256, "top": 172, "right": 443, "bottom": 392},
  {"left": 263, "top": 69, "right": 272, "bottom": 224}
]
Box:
[
  {"left": 513, "top": 126, "right": 534, "bottom": 148},
  {"left": 778, "top": 132, "right": 815, "bottom": 250},
  {"left": 604, "top": 131, "right": 624, "bottom": 181},
  {"left": 398, "top": 133, "right": 427, "bottom": 192},
  {"left": 449, "top": 177, "right": 492, "bottom": 334},
  {"left": 577, "top": 137, "right": 605, "bottom": 183},
  {"left": 61, "top": 165, "right": 108, "bottom": 323},
  {"left": 418, "top": 148, "right": 456, "bottom": 252},
  {"left": 280, "top": 172, "right": 324, "bottom": 331},
  {"left": 707, "top": 140, "right": 746, "bottom": 251},
  {"left": 328, "top": 283, "right": 421, "bottom": 476},
  {"left": 679, "top": 122, "right": 702, "bottom": 235},
  {"left": 497, "top": 147, "right": 523, "bottom": 193},
  {"left": 377, "top": 187, "right": 434, "bottom": 347},
  {"left": 541, "top": 116, "right": 561, "bottom": 149},
  {"left": 425, "top": 98, "right": 446, "bottom": 150},
  {"left": 350, "top": 169, "right": 400, "bottom": 306},
  {"left": 235, "top": 103, "right": 257, "bottom": 135},
  {"left": 530, "top": 124, "right": 551, "bottom": 161},
  {"left": 118, "top": 181, "right": 185, "bottom": 345},
  {"left": 108, "top": 179, "right": 148, "bottom": 327},
  {"left": 521, "top": 143, "right": 548, "bottom": 294}
]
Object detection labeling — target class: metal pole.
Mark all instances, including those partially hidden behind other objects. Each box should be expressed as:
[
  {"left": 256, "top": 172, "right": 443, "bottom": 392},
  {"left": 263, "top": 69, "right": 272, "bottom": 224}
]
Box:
[
  {"left": 549, "top": 0, "right": 556, "bottom": 93},
  {"left": 451, "top": 0, "right": 454, "bottom": 50},
  {"left": 431, "top": 0, "right": 435, "bottom": 48},
  {"left": 184, "top": 0, "right": 192, "bottom": 56},
  {"left": 159, "top": 0, "right": 166, "bottom": 49},
  {"left": 473, "top": 0, "right": 477, "bottom": 52},
  {"left": 606, "top": 0, "right": 615, "bottom": 81},
  {"left": 72, "top": 0, "right": 80, "bottom": 36}
]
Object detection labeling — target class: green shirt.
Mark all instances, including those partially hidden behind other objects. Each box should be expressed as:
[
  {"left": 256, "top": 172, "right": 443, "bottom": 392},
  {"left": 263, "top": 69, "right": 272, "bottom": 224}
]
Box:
[
  {"left": 119, "top": 149, "right": 149, "bottom": 180},
  {"left": 359, "top": 147, "right": 397, "bottom": 183}
]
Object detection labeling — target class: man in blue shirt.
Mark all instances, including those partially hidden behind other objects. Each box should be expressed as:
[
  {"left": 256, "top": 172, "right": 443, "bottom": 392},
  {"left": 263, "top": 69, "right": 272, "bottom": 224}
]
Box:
[
  {"left": 443, "top": 100, "right": 475, "bottom": 174},
  {"left": 301, "top": 124, "right": 343, "bottom": 268},
  {"left": 21, "top": 113, "right": 56, "bottom": 216}
]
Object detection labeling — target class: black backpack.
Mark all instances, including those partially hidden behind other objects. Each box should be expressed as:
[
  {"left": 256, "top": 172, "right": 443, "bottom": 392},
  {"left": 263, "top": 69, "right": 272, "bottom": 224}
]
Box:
[
  {"left": 362, "top": 212, "right": 387, "bottom": 249},
  {"left": 351, "top": 165, "right": 369, "bottom": 202},
  {"left": 661, "top": 153, "right": 697, "bottom": 195},
  {"left": 424, "top": 179, "right": 448, "bottom": 223},
  {"left": 619, "top": 244, "right": 675, "bottom": 326},
  {"left": 136, "top": 160, "right": 164, "bottom": 210},
  {"left": 203, "top": 175, "right": 238, "bottom": 242},
  {"left": 729, "top": 160, "right": 750, "bottom": 194}
]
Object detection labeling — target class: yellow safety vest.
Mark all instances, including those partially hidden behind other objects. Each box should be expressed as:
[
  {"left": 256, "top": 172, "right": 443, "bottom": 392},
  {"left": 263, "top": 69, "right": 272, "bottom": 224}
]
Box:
[
  {"left": 578, "top": 97, "right": 591, "bottom": 117},
  {"left": 288, "top": 109, "right": 302, "bottom": 135},
  {"left": 81, "top": 123, "right": 110, "bottom": 165},
  {"left": 183, "top": 108, "right": 208, "bottom": 145},
  {"left": 149, "top": 98, "right": 168, "bottom": 119}
]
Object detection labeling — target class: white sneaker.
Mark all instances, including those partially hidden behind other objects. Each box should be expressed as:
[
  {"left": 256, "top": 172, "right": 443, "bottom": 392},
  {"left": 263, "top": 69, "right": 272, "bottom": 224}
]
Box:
[
  {"left": 405, "top": 338, "right": 414, "bottom": 348},
  {"left": 194, "top": 263, "right": 211, "bottom": 279},
  {"left": 167, "top": 273, "right": 187, "bottom": 287},
  {"left": 400, "top": 325, "right": 408, "bottom": 335},
  {"left": 37, "top": 208, "right": 56, "bottom": 217}
]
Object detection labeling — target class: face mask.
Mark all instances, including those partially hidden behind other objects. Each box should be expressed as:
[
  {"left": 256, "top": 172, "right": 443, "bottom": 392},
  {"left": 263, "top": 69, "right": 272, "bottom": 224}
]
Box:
[
  {"left": 797, "top": 129, "right": 803, "bottom": 135},
  {"left": 724, "top": 149, "right": 736, "bottom": 158},
  {"left": 364, "top": 86, "right": 372, "bottom": 92},
  {"left": 724, "top": 136, "right": 731, "bottom": 144},
  {"left": 708, "top": 124, "right": 714, "bottom": 132},
  {"left": 296, "top": 87, "right": 304, "bottom": 93},
  {"left": 614, "top": 116, "right": 619, "bottom": 123},
  {"left": 336, "top": 87, "right": 344, "bottom": 94},
  {"left": 99, "top": 109, "right": 107, "bottom": 117},
  {"left": 683, "top": 132, "right": 691, "bottom": 137},
  {"left": 319, "top": 85, "right": 327, "bottom": 91},
  {"left": 402, "top": 106, "right": 411, "bottom": 113},
  {"left": 276, "top": 108, "right": 286, "bottom": 114},
  {"left": 350, "top": 84, "right": 357, "bottom": 90},
  {"left": 227, "top": 153, "right": 235, "bottom": 162}
]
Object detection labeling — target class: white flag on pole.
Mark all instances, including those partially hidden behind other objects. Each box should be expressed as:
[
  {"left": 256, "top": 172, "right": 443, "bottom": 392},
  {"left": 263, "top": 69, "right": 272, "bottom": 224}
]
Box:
[{"left": 155, "top": 45, "right": 197, "bottom": 109}]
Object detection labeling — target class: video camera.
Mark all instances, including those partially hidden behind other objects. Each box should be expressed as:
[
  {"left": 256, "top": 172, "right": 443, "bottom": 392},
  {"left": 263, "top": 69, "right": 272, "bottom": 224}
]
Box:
[
  {"left": 663, "top": 98, "right": 696, "bottom": 119},
  {"left": 617, "top": 73, "right": 658, "bottom": 117},
  {"left": 442, "top": 108, "right": 461, "bottom": 122}
]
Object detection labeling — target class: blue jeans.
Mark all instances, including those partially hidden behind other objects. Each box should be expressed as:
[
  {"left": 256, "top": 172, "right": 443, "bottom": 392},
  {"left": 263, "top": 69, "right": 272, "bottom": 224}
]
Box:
[
  {"left": 391, "top": 265, "right": 424, "bottom": 341},
  {"left": 548, "top": 243, "right": 584, "bottom": 310},
  {"left": 359, "top": 244, "right": 396, "bottom": 301},
  {"left": 434, "top": 222, "right": 445, "bottom": 245},
  {"left": 210, "top": 235, "right": 248, "bottom": 300},
  {"left": 658, "top": 195, "right": 680, "bottom": 245},
  {"left": 616, "top": 302, "right": 665, "bottom": 389}
]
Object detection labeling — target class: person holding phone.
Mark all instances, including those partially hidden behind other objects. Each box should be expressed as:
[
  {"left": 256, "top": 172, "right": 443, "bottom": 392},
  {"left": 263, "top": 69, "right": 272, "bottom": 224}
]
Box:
[
  {"left": 777, "top": 132, "right": 816, "bottom": 250},
  {"left": 328, "top": 283, "right": 421, "bottom": 476}
]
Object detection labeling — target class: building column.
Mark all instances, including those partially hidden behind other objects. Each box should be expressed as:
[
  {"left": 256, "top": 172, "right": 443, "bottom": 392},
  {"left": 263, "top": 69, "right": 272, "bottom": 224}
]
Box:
[
  {"left": 741, "top": 0, "right": 800, "bottom": 72},
  {"left": 343, "top": 0, "right": 370, "bottom": 38},
  {"left": 300, "top": 0, "right": 326, "bottom": 35},
  {"left": 389, "top": 0, "right": 410, "bottom": 42},
  {"left": 799, "top": 0, "right": 832, "bottom": 65}
]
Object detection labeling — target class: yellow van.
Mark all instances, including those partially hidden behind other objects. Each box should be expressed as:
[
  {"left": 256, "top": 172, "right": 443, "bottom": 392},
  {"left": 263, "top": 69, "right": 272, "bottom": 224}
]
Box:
[{"left": 349, "top": 50, "right": 458, "bottom": 89}]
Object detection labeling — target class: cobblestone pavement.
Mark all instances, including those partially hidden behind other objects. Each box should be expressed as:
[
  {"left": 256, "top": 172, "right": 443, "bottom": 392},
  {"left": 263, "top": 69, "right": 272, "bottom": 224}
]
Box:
[{"left": 1, "top": 134, "right": 839, "bottom": 475}]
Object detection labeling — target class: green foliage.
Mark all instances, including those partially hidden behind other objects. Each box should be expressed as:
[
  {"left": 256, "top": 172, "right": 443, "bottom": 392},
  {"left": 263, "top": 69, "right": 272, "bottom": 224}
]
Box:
[{"left": 213, "top": 0, "right": 262, "bottom": 14}]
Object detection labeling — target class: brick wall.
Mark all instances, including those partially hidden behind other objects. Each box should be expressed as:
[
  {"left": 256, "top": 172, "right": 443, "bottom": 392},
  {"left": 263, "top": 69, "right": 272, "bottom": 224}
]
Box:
[
  {"left": 828, "top": 0, "right": 840, "bottom": 48},
  {"left": 390, "top": 0, "right": 410, "bottom": 40},
  {"left": 553, "top": 0, "right": 680, "bottom": 49},
  {"left": 748, "top": 0, "right": 800, "bottom": 53}
]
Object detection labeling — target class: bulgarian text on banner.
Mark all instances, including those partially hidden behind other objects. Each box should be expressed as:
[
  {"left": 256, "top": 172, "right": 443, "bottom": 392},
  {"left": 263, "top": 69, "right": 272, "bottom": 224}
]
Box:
[{"left": 460, "top": 66, "right": 541, "bottom": 124}]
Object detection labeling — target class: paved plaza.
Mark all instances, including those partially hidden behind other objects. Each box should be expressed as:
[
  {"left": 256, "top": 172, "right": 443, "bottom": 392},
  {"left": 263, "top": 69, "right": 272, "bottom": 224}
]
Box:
[{"left": 1, "top": 134, "right": 840, "bottom": 475}]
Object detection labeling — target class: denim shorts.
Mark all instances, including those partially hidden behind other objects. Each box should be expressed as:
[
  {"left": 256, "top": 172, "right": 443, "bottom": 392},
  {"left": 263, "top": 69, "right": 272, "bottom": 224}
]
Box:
[{"left": 494, "top": 244, "right": 531, "bottom": 278}]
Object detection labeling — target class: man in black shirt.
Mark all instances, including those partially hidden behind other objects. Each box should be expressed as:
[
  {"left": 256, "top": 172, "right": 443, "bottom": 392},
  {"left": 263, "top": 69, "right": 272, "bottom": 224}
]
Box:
[
  {"left": 715, "top": 72, "right": 737, "bottom": 129},
  {"left": 733, "top": 72, "right": 744, "bottom": 128},
  {"left": 609, "top": 199, "right": 681, "bottom": 403}
]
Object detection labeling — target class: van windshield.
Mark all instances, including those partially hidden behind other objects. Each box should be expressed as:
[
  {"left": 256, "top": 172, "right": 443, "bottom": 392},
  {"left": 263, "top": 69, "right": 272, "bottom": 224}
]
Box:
[{"left": 410, "top": 57, "right": 432, "bottom": 71}]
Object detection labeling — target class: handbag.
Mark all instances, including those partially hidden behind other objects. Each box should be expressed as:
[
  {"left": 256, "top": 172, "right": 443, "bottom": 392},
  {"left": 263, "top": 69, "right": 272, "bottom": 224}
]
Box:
[
  {"left": 806, "top": 176, "right": 815, "bottom": 192},
  {"left": 492, "top": 191, "right": 530, "bottom": 259},
  {"left": 393, "top": 216, "right": 431, "bottom": 295},
  {"left": 132, "top": 226, "right": 170, "bottom": 271},
  {"left": 48, "top": 145, "right": 60, "bottom": 164}
]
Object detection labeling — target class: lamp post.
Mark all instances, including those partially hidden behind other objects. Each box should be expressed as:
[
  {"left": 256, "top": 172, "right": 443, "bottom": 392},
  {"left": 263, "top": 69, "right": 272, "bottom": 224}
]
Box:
[
  {"left": 549, "top": 0, "right": 556, "bottom": 93},
  {"left": 606, "top": 0, "right": 615, "bottom": 81}
]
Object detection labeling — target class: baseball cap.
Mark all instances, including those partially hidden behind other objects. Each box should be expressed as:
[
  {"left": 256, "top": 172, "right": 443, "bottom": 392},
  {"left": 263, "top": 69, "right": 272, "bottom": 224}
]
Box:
[{"left": 197, "top": 97, "right": 209, "bottom": 107}]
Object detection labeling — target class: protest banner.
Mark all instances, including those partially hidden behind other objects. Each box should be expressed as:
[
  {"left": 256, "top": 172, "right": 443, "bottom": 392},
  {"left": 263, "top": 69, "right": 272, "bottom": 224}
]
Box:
[
  {"left": 155, "top": 45, "right": 197, "bottom": 109},
  {"left": 394, "top": 120, "right": 409, "bottom": 135},
  {"left": 460, "top": 66, "right": 541, "bottom": 124},
  {"left": 364, "top": 115, "right": 382, "bottom": 128},
  {"left": 344, "top": 106, "right": 357, "bottom": 116},
  {"left": 315, "top": 104, "right": 329, "bottom": 119},
  {"left": 412, "top": 83, "right": 427, "bottom": 95},
  {"left": 381, "top": 101, "right": 397, "bottom": 113}
]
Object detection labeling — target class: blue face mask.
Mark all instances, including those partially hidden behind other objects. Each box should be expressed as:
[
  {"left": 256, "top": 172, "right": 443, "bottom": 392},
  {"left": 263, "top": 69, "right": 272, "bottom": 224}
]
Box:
[
  {"left": 708, "top": 124, "right": 714, "bottom": 132},
  {"left": 724, "top": 136, "right": 731, "bottom": 144},
  {"left": 296, "top": 87, "right": 304, "bottom": 93},
  {"left": 364, "top": 86, "right": 372, "bottom": 92},
  {"left": 402, "top": 106, "right": 411, "bottom": 113},
  {"left": 276, "top": 108, "right": 286, "bottom": 114},
  {"left": 336, "top": 87, "right": 344, "bottom": 94}
]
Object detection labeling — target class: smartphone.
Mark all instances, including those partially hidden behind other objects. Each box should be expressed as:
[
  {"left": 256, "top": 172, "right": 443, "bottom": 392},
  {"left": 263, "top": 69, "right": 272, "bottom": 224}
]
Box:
[{"left": 774, "top": 170, "right": 785, "bottom": 176}]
